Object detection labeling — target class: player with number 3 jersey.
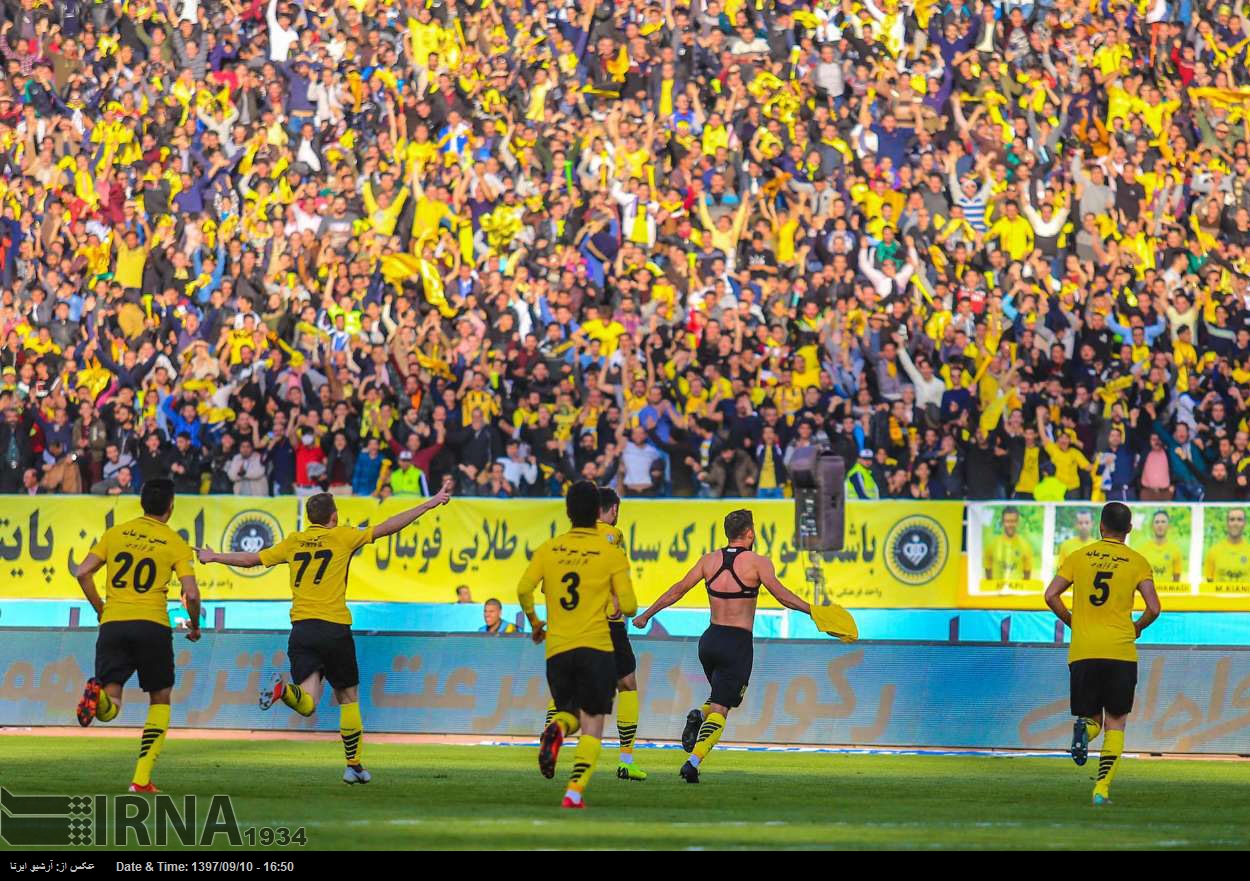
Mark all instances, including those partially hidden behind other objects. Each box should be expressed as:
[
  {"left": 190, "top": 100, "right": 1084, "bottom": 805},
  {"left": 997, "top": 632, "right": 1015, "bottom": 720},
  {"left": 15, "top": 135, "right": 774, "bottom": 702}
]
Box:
[{"left": 517, "top": 481, "right": 637, "bottom": 809}]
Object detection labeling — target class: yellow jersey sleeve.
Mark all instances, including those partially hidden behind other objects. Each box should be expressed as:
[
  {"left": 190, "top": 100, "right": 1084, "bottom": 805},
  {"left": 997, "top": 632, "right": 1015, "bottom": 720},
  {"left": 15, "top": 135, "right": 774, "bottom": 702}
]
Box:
[{"left": 259, "top": 535, "right": 297, "bottom": 568}]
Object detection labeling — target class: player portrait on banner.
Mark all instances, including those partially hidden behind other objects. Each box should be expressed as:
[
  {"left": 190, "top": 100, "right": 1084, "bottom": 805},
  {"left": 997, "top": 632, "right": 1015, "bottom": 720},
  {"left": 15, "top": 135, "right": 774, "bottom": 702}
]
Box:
[
  {"left": 1128, "top": 506, "right": 1191, "bottom": 594},
  {"left": 978, "top": 504, "right": 1044, "bottom": 594},
  {"left": 1053, "top": 506, "right": 1100, "bottom": 565},
  {"left": 1201, "top": 506, "right": 1250, "bottom": 596}
]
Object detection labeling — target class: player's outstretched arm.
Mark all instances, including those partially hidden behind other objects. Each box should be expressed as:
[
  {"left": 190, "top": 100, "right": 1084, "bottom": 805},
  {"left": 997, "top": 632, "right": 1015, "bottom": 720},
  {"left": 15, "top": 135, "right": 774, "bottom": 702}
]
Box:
[
  {"left": 755, "top": 559, "right": 815, "bottom": 614},
  {"left": 633, "top": 556, "right": 706, "bottom": 628},
  {"left": 758, "top": 557, "right": 812, "bottom": 615},
  {"left": 197, "top": 548, "right": 264, "bottom": 567},
  {"left": 371, "top": 485, "right": 452, "bottom": 540},
  {"left": 74, "top": 553, "right": 106, "bottom": 618},
  {"left": 1134, "top": 577, "right": 1161, "bottom": 637},
  {"left": 179, "top": 575, "right": 202, "bottom": 642},
  {"left": 1044, "top": 575, "right": 1073, "bottom": 627}
]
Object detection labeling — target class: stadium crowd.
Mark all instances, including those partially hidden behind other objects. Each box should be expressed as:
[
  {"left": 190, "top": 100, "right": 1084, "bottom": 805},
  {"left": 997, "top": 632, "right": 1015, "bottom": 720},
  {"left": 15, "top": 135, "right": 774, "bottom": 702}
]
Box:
[{"left": 2, "top": 0, "right": 1250, "bottom": 502}]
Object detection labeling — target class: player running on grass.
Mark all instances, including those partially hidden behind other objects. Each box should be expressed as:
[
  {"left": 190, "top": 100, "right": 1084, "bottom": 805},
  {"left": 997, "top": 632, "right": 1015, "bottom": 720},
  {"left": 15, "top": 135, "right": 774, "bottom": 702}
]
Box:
[
  {"left": 196, "top": 485, "right": 451, "bottom": 784},
  {"left": 542, "top": 487, "right": 647, "bottom": 781},
  {"left": 1044, "top": 501, "right": 1161, "bottom": 806},
  {"left": 74, "top": 478, "right": 203, "bottom": 793},
  {"left": 633, "top": 508, "right": 813, "bottom": 783},
  {"left": 518, "top": 480, "right": 638, "bottom": 809}
]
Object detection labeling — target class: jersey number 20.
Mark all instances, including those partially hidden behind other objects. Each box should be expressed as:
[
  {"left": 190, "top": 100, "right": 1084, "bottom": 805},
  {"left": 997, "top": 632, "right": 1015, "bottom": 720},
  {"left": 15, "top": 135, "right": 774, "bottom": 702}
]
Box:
[
  {"left": 112, "top": 552, "right": 157, "bottom": 594},
  {"left": 559, "top": 572, "right": 580, "bottom": 610},
  {"left": 1090, "top": 571, "right": 1112, "bottom": 607}
]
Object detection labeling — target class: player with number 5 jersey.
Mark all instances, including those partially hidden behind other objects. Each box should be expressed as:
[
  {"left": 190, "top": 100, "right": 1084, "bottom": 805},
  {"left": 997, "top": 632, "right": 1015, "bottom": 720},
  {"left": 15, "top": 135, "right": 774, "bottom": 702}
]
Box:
[
  {"left": 1045, "top": 502, "right": 1161, "bottom": 807},
  {"left": 196, "top": 484, "right": 452, "bottom": 785}
]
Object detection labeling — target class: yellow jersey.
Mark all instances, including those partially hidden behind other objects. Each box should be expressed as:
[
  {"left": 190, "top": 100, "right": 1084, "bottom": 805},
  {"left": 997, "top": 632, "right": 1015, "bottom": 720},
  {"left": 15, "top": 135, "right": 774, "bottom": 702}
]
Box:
[
  {"left": 598, "top": 521, "right": 629, "bottom": 621},
  {"left": 1136, "top": 539, "right": 1184, "bottom": 583},
  {"left": 258, "top": 524, "right": 375, "bottom": 625},
  {"left": 1058, "top": 538, "right": 1152, "bottom": 662},
  {"left": 91, "top": 515, "right": 195, "bottom": 627},
  {"left": 984, "top": 533, "right": 1034, "bottom": 581},
  {"left": 1203, "top": 540, "right": 1250, "bottom": 583},
  {"left": 517, "top": 527, "right": 636, "bottom": 658}
]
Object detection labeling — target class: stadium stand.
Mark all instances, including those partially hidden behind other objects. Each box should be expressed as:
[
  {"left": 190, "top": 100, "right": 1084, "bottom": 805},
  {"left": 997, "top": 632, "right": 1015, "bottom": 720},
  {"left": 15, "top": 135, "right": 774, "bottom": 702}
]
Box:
[{"left": 0, "top": 0, "right": 1249, "bottom": 504}]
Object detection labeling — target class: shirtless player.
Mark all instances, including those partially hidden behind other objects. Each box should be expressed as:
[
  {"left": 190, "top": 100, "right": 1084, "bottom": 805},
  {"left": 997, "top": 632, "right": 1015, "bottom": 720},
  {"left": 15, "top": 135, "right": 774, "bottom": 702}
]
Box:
[{"left": 632, "top": 509, "right": 815, "bottom": 783}]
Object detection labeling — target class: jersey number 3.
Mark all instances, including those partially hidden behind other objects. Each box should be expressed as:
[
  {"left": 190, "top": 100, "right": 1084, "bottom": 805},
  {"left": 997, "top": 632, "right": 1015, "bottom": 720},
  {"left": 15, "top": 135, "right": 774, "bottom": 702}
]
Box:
[
  {"left": 559, "top": 572, "right": 580, "bottom": 610},
  {"left": 293, "top": 550, "right": 334, "bottom": 586},
  {"left": 1090, "top": 571, "right": 1112, "bottom": 607}
]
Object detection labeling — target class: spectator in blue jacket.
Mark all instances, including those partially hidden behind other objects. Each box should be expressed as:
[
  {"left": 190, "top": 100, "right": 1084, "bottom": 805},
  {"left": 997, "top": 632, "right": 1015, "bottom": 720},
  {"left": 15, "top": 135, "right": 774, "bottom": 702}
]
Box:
[{"left": 351, "top": 436, "right": 386, "bottom": 497}]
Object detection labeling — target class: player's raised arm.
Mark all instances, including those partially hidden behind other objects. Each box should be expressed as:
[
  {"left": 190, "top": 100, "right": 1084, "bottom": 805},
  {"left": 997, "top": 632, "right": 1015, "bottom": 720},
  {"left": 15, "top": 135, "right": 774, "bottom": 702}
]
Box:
[
  {"left": 1044, "top": 574, "right": 1073, "bottom": 627},
  {"left": 633, "top": 555, "right": 707, "bottom": 628},
  {"left": 757, "top": 556, "right": 812, "bottom": 615},
  {"left": 370, "top": 484, "right": 452, "bottom": 540},
  {"left": 1134, "top": 577, "right": 1161, "bottom": 637},
  {"left": 74, "top": 553, "right": 107, "bottom": 618}
]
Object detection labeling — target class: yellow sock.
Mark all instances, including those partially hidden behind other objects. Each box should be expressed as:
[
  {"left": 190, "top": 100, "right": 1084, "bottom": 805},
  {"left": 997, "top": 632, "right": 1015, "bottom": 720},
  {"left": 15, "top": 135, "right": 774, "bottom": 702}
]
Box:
[
  {"left": 552, "top": 710, "right": 580, "bottom": 737},
  {"left": 616, "top": 690, "right": 639, "bottom": 760},
  {"left": 691, "top": 712, "right": 726, "bottom": 766},
  {"left": 1095, "top": 729, "right": 1124, "bottom": 797},
  {"left": 700, "top": 702, "right": 711, "bottom": 718},
  {"left": 1084, "top": 717, "right": 1102, "bottom": 741},
  {"left": 132, "top": 704, "right": 171, "bottom": 787},
  {"left": 283, "top": 683, "right": 316, "bottom": 717},
  {"left": 544, "top": 700, "right": 557, "bottom": 728},
  {"left": 97, "top": 691, "right": 119, "bottom": 722},
  {"left": 340, "top": 702, "right": 364, "bottom": 766},
  {"left": 565, "top": 734, "right": 601, "bottom": 798}
]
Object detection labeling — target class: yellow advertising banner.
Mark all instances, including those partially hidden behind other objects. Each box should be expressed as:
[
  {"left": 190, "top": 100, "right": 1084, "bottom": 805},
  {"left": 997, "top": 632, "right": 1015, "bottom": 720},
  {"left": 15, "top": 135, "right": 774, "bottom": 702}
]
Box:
[
  {"left": 333, "top": 498, "right": 964, "bottom": 608},
  {"left": 0, "top": 496, "right": 299, "bottom": 600}
]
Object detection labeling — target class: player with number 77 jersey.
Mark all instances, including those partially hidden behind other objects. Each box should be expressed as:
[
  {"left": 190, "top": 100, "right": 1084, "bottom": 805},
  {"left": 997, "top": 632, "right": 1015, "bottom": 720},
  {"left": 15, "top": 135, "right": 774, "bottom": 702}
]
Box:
[{"left": 195, "top": 485, "right": 452, "bottom": 785}]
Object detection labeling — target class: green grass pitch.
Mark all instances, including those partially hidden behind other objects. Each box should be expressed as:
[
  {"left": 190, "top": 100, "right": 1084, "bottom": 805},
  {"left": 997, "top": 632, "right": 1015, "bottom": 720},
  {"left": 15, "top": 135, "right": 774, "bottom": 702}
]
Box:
[{"left": 2, "top": 736, "right": 1249, "bottom": 850}]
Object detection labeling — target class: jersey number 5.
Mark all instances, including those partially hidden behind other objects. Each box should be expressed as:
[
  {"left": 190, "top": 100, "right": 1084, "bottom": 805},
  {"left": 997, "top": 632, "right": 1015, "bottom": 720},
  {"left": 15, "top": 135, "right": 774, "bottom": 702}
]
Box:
[
  {"left": 293, "top": 550, "right": 334, "bottom": 586},
  {"left": 559, "top": 572, "right": 580, "bottom": 610},
  {"left": 1090, "top": 571, "right": 1112, "bottom": 607}
]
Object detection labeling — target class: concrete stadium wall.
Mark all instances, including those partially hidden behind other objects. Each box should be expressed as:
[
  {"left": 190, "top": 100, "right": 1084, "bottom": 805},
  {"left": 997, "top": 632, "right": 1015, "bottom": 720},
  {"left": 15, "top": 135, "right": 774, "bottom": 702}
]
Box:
[{"left": 2, "top": 631, "right": 1247, "bottom": 754}]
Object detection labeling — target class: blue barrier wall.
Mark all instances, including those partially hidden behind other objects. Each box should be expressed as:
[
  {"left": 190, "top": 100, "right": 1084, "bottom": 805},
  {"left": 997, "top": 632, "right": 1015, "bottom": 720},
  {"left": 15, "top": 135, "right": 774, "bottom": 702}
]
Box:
[
  {"left": 2, "top": 631, "right": 1247, "bottom": 753},
  {"left": 6, "top": 600, "right": 1250, "bottom": 646}
]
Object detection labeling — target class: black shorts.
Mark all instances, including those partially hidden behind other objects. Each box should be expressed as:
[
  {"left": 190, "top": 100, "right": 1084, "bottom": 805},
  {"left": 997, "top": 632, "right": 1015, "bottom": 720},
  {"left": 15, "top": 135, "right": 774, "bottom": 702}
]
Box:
[
  {"left": 288, "top": 620, "right": 359, "bottom": 689},
  {"left": 698, "top": 624, "right": 753, "bottom": 709},
  {"left": 546, "top": 648, "right": 616, "bottom": 718},
  {"left": 1070, "top": 659, "right": 1138, "bottom": 718},
  {"left": 95, "top": 621, "right": 175, "bottom": 693},
  {"left": 609, "top": 620, "right": 636, "bottom": 679}
]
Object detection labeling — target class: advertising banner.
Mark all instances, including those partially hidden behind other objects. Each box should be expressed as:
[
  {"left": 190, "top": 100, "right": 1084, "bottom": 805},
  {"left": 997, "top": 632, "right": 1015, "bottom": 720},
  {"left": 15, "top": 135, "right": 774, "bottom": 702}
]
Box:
[
  {"left": 2, "top": 631, "right": 1246, "bottom": 753},
  {"left": 0, "top": 496, "right": 298, "bottom": 601},
  {"left": 334, "top": 498, "right": 963, "bottom": 608},
  {"left": 965, "top": 502, "right": 1250, "bottom": 611}
]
